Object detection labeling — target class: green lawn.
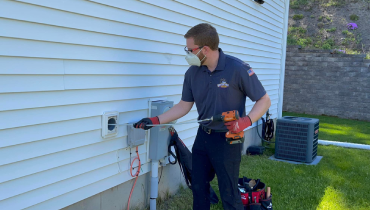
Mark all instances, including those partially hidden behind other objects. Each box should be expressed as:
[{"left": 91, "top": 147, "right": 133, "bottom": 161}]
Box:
[
  {"left": 155, "top": 112, "right": 370, "bottom": 210},
  {"left": 282, "top": 112, "right": 370, "bottom": 145}
]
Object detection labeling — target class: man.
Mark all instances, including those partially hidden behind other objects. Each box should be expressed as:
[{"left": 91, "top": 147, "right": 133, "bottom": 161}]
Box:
[{"left": 134, "top": 23, "right": 271, "bottom": 210}]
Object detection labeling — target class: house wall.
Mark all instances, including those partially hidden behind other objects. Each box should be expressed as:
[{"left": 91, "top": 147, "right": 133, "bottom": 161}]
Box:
[{"left": 0, "top": 0, "right": 288, "bottom": 209}]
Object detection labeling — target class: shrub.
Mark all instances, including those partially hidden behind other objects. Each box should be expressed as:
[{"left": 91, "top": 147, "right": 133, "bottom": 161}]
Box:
[
  {"left": 365, "top": 53, "right": 370, "bottom": 60},
  {"left": 297, "top": 38, "right": 313, "bottom": 47},
  {"left": 342, "top": 30, "right": 354, "bottom": 38},
  {"left": 322, "top": 43, "right": 331, "bottom": 49},
  {"left": 314, "top": 40, "right": 323, "bottom": 48},
  {"left": 341, "top": 38, "right": 350, "bottom": 46},
  {"left": 318, "top": 16, "right": 324, "bottom": 21},
  {"left": 345, "top": 49, "right": 361, "bottom": 54},
  {"left": 293, "top": 14, "right": 304, "bottom": 20},
  {"left": 287, "top": 36, "right": 297, "bottom": 45},
  {"left": 324, "top": 39, "right": 335, "bottom": 47},
  {"left": 322, "top": 0, "right": 346, "bottom": 7},
  {"left": 317, "top": 22, "right": 325, "bottom": 28},
  {"left": 326, "top": 27, "right": 337, "bottom": 32},
  {"left": 290, "top": 0, "right": 309, "bottom": 9},
  {"left": 289, "top": 27, "right": 307, "bottom": 34},
  {"left": 310, "top": 15, "right": 315, "bottom": 18},
  {"left": 350, "top": 14, "right": 359, "bottom": 21}
]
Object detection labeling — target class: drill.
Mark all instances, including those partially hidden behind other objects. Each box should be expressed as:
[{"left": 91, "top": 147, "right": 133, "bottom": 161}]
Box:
[{"left": 212, "top": 110, "right": 245, "bottom": 144}]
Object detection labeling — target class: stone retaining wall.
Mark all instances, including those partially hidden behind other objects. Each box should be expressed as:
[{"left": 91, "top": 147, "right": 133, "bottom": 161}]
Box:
[{"left": 283, "top": 45, "right": 370, "bottom": 122}]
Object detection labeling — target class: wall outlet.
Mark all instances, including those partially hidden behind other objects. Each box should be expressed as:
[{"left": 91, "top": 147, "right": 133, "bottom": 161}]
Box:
[{"left": 102, "top": 111, "right": 119, "bottom": 138}]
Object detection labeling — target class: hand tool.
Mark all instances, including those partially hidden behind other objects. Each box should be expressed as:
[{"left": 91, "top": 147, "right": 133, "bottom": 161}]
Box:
[
  {"left": 108, "top": 118, "right": 212, "bottom": 127},
  {"left": 211, "top": 110, "right": 244, "bottom": 144},
  {"left": 266, "top": 187, "right": 271, "bottom": 198},
  {"left": 110, "top": 110, "right": 244, "bottom": 145}
]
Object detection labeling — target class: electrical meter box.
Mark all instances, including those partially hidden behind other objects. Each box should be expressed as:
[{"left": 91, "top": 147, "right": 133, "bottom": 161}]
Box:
[{"left": 149, "top": 100, "right": 174, "bottom": 161}]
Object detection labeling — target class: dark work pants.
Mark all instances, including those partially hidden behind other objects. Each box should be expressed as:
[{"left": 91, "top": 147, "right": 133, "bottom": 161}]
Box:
[{"left": 192, "top": 126, "right": 244, "bottom": 210}]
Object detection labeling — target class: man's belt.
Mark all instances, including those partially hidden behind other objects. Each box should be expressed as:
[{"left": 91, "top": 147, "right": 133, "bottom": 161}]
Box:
[
  {"left": 200, "top": 125, "right": 228, "bottom": 134},
  {"left": 200, "top": 125, "right": 244, "bottom": 144}
]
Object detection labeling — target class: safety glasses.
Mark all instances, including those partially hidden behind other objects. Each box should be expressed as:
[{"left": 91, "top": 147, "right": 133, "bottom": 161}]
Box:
[{"left": 184, "top": 46, "right": 203, "bottom": 53}]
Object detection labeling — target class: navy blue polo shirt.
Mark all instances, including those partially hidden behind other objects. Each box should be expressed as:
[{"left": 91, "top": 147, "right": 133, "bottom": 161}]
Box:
[{"left": 181, "top": 48, "right": 266, "bottom": 130}]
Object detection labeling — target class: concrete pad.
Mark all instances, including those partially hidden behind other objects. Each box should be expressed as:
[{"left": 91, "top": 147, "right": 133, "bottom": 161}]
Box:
[{"left": 269, "top": 155, "right": 323, "bottom": 165}]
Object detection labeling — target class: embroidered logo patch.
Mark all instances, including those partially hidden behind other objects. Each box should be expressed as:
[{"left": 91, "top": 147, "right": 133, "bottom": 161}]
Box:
[
  {"left": 217, "top": 79, "right": 229, "bottom": 88},
  {"left": 247, "top": 68, "right": 255, "bottom": 76}
]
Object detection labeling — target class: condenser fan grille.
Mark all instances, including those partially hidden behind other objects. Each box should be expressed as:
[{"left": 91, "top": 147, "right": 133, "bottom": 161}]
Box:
[
  {"left": 275, "top": 117, "right": 319, "bottom": 163},
  {"left": 312, "top": 122, "right": 319, "bottom": 159}
]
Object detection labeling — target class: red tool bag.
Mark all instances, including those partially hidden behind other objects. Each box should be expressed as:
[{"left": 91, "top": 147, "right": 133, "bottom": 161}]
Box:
[{"left": 238, "top": 177, "right": 273, "bottom": 210}]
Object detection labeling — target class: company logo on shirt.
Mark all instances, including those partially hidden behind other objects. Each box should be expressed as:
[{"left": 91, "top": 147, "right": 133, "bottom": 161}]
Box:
[{"left": 217, "top": 79, "right": 229, "bottom": 88}]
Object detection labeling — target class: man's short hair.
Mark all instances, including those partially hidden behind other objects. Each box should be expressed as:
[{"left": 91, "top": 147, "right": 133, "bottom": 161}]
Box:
[{"left": 184, "top": 23, "right": 219, "bottom": 51}]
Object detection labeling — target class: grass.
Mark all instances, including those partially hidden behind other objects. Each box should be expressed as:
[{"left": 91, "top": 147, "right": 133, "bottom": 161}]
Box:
[
  {"left": 156, "top": 112, "right": 370, "bottom": 210},
  {"left": 282, "top": 112, "right": 370, "bottom": 145}
]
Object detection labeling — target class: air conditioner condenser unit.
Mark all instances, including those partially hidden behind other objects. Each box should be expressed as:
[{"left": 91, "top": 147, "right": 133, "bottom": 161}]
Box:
[{"left": 275, "top": 116, "right": 319, "bottom": 163}]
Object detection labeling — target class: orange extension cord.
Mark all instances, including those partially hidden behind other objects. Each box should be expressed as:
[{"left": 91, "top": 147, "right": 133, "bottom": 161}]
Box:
[{"left": 127, "top": 146, "right": 141, "bottom": 210}]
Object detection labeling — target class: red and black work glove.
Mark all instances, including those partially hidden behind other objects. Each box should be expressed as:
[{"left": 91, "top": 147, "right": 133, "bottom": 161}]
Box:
[
  {"left": 224, "top": 115, "right": 252, "bottom": 133},
  {"left": 133, "top": 116, "right": 160, "bottom": 130}
]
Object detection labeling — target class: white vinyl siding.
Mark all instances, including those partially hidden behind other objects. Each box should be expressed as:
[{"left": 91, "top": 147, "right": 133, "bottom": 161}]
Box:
[{"left": 0, "top": 0, "right": 287, "bottom": 209}]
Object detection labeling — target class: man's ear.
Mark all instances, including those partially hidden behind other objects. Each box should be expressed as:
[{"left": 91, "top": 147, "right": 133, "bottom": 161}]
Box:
[{"left": 203, "top": 46, "right": 210, "bottom": 55}]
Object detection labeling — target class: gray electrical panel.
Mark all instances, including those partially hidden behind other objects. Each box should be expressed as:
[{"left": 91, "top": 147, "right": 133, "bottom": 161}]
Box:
[
  {"left": 127, "top": 124, "right": 146, "bottom": 148},
  {"left": 149, "top": 100, "right": 174, "bottom": 160}
]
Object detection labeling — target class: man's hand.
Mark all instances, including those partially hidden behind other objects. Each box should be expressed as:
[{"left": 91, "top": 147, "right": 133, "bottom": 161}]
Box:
[
  {"left": 224, "top": 116, "right": 252, "bottom": 133},
  {"left": 133, "top": 116, "right": 160, "bottom": 130}
]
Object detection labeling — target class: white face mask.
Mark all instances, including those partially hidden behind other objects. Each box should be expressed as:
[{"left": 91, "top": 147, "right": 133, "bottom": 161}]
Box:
[{"left": 185, "top": 48, "right": 206, "bottom": 66}]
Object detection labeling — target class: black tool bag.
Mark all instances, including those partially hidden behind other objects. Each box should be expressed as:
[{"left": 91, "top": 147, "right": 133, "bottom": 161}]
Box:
[
  {"left": 167, "top": 127, "right": 219, "bottom": 204},
  {"left": 238, "top": 177, "right": 273, "bottom": 210}
]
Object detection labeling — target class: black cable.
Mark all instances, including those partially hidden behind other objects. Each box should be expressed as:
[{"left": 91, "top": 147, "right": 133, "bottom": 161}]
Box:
[
  {"left": 129, "top": 147, "right": 132, "bottom": 167},
  {"left": 256, "top": 115, "right": 275, "bottom": 149}
]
